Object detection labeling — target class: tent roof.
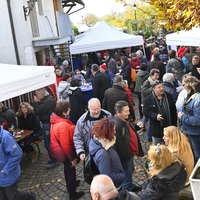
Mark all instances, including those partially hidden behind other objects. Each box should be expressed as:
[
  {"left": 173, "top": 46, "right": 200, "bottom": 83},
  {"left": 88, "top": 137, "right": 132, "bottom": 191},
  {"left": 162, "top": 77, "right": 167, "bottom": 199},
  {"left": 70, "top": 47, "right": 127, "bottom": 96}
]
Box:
[
  {"left": 0, "top": 64, "right": 56, "bottom": 101},
  {"left": 78, "top": 24, "right": 90, "bottom": 33},
  {"left": 166, "top": 27, "right": 200, "bottom": 46},
  {"left": 70, "top": 21, "right": 143, "bottom": 54}
]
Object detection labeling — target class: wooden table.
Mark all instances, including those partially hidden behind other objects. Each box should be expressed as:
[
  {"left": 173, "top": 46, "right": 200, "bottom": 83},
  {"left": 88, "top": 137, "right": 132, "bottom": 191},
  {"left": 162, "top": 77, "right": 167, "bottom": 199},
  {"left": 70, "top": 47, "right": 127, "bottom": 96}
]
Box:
[{"left": 14, "top": 130, "right": 33, "bottom": 142}]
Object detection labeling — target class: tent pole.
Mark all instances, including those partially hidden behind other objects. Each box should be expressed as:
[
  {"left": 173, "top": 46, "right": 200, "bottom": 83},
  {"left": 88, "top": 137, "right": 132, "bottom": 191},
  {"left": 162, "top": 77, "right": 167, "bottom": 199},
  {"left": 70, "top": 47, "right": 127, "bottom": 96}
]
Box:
[
  {"left": 71, "top": 54, "right": 73, "bottom": 72},
  {"left": 55, "top": 83, "right": 60, "bottom": 102}
]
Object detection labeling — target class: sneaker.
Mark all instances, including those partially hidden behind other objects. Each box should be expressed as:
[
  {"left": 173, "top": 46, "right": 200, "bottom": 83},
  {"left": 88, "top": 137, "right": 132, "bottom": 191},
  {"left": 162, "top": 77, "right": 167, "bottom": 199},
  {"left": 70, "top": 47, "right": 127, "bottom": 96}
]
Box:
[
  {"left": 131, "top": 185, "right": 142, "bottom": 192},
  {"left": 46, "top": 162, "right": 60, "bottom": 170},
  {"left": 69, "top": 191, "right": 84, "bottom": 199}
]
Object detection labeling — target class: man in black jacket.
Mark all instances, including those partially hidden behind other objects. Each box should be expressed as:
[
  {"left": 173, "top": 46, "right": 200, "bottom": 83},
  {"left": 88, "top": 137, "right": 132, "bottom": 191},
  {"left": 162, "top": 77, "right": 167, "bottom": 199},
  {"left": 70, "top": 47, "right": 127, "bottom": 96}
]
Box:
[
  {"left": 114, "top": 101, "right": 143, "bottom": 192},
  {"left": 32, "top": 88, "right": 59, "bottom": 169},
  {"left": 92, "top": 64, "right": 109, "bottom": 105},
  {"left": 103, "top": 76, "right": 135, "bottom": 120},
  {"left": 143, "top": 80, "right": 177, "bottom": 145},
  {"left": 0, "top": 102, "right": 16, "bottom": 128}
]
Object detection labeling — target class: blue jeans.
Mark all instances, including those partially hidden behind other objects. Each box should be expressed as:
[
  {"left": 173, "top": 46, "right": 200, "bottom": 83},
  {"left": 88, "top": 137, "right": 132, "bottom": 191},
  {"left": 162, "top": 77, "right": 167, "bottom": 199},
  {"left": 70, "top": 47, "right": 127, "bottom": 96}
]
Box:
[
  {"left": 122, "top": 154, "right": 135, "bottom": 191},
  {"left": 147, "top": 119, "right": 152, "bottom": 142},
  {"left": 186, "top": 134, "right": 200, "bottom": 164},
  {"left": 42, "top": 124, "right": 57, "bottom": 163}
]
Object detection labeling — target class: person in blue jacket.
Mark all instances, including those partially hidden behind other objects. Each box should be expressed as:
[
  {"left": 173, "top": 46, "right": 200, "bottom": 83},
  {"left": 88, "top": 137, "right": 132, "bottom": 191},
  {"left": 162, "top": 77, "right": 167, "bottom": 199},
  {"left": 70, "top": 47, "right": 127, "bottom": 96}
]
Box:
[
  {"left": 0, "top": 126, "right": 36, "bottom": 200},
  {"left": 89, "top": 118, "right": 125, "bottom": 188}
]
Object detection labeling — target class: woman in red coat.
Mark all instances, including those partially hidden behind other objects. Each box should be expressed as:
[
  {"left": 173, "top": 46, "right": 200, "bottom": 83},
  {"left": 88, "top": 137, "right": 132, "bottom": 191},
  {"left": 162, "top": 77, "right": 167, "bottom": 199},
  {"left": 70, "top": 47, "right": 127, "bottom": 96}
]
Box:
[
  {"left": 50, "top": 101, "right": 84, "bottom": 200},
  {"left": 129, "top": 53, "right": 141, "bottom": 72}
]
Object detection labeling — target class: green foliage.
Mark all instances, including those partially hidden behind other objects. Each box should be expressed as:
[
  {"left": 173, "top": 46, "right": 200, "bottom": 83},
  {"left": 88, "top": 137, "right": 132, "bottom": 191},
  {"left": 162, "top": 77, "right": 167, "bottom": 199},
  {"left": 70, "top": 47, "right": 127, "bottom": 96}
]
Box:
[
  {"left": 84, "top": 13, "right": 98, "bottom": 26},
  {"left": 71, "top": 23, "right": 79, "bottom": 36}
]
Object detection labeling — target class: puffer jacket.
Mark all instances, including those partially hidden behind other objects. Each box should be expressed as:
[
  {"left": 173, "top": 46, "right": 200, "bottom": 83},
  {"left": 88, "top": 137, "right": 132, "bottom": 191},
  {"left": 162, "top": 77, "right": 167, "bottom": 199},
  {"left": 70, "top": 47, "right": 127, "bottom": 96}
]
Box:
[
  {"left": 58, "top": 80, "right": 71, "bottom": 101},
  {"left": 109, "top": 190, "right": 141, "bottom": 200},
  {"left": 140, "top": 162, "right": 187, "bottom": 200},
  {"left": 50, "top": 113, "right": 76, "bottom": 162},
  {"left": 89, "top": 137, "right": 125, "bottom": 188},
  {"left": 181, "top": 92, "right": 200, "bottom": 136},
  {"left": 134, "top": 70, "right": 149, "bottom": 93},
  {"left": 0, "top": 126, "right": 22, "bottom": 187},
  {"left": 73, "top": 109, "right": 112, "bottom": 156}
]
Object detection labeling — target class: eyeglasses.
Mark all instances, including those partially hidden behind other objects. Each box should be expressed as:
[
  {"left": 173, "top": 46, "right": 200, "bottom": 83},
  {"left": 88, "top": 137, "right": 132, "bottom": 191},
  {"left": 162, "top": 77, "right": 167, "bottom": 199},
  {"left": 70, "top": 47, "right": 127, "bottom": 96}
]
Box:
[
  {"left": 76, "top": 73, "right": 81, "bottom": 75},
  {"left": 156, "top": 143, "right": 161, "bottom": 153},
  {"left": 152, "top": 80, "right": 162, "bottom": 88},
  {"left": 101, "top": 188, "right": 115, "bottom": 196},
  {"left": 182, "top": 84, "right": 185, "bottom": 86}
]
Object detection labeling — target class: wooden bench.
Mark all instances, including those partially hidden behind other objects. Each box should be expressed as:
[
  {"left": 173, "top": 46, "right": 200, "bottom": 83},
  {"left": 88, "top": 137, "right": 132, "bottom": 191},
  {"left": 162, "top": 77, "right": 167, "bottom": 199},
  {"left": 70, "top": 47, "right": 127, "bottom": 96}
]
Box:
[{"left": 33, "top": 139, "right": 42, "bottom": 155}]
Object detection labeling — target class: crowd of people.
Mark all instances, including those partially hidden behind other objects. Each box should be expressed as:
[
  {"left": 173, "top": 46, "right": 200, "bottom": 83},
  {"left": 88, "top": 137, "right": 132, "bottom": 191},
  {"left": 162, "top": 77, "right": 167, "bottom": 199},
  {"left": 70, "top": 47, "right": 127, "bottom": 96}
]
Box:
[{"left": 1, "top": 41, "right": 200, "bottom": 200}]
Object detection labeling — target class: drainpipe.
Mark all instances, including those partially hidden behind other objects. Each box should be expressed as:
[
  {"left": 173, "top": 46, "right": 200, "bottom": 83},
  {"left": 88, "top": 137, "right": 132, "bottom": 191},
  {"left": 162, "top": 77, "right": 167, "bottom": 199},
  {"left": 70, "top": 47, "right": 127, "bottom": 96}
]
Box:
[{"left": 6, "top": 0, "right": 20, "bottom": 65}]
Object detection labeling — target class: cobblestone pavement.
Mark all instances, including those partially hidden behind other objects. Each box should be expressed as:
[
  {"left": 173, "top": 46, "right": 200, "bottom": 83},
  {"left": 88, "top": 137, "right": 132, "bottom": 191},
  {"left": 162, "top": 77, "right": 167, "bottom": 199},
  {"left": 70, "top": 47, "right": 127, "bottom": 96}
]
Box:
[{"left": 18, "top": 95, "right": 149, "bottom": 200}]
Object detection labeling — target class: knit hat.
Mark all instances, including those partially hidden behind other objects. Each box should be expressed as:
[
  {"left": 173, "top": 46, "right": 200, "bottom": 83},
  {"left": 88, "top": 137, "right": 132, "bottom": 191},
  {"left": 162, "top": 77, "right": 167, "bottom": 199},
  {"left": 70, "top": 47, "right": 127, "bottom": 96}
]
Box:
[
  {"left": 0, "top": 102, "right": 3, "bottom": 109},
  {"left": 62, "top": 60, "right": 69, "bottom": 65},
  {"left": 167, "top": 67, "right": 177, "bottom": 73},
  {"left": 100, "top": 64, "right": 107, "bottom": 70}
]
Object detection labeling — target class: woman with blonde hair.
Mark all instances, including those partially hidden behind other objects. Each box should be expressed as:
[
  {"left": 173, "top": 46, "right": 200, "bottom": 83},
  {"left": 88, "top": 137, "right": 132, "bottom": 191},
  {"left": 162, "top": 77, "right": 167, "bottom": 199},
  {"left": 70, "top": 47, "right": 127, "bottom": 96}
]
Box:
[
  {"left": 150, "top": 47, "right": 159, "bottom": 61},
  {"left": 163, "top": 126, "right": 194, "bottom": 185},
  {"left": 17, "top": 102, "right": 42, "bottom": 163},
  {"left": 178, "top": 75, "right": 200, "bottom": 163},
  {"left": 140, "top": 145, "right": 186, "bottom": 200}
]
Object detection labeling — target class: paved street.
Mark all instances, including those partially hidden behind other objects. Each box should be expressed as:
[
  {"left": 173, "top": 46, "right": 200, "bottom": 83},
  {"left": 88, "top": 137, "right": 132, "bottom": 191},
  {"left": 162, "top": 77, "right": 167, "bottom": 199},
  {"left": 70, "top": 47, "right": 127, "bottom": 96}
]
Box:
[{"left": 18, "top": 96, "right": 149, "bottom": 200}]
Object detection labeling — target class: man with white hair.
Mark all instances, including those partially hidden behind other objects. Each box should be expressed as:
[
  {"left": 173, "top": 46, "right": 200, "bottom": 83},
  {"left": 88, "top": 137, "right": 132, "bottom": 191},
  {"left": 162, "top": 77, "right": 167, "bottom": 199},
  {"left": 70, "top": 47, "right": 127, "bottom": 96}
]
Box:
[
  {"left": 136, "top": 50, "right": 148, "bottom": 65},
  {"left": 90, "top": 175, "right": 141, "bottom": 200},
  {"left": 73, "top": 98, "right": 112, "bottom": 161},
  {"left": 163, "top": 73, "right": 178, "bottom": 103},
  {"left": 32, "top": 88, "right": 59, "bottom": 169}
]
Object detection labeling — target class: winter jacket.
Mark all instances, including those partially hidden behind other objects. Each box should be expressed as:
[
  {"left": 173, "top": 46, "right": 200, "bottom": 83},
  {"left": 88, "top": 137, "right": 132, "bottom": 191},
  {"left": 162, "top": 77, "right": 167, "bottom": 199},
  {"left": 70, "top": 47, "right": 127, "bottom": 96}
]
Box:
[
  {"left": 72, "top": 57, "right": 83, "bottom": 71},
  {"left": 134, "top": 70, "right": 149, "bottom": 93},
  {"left": 120, "top": 64, "right": 132, "bottom": 87},
  {"left": 148, "top": 58, "right": 165, "bottom": 81},
  {"left": 140, "top": 56, "right": 149, "bottom": 66},
  {"left": 32, "top": 95, "right": 56, "bottom": 124},
  {"left": 159, "top": 48, "right": 168, "bottom": 64},
  {"left": 187, "top": 63, "right": 200, "bottom": 80},
  {"left": 167, "top": 57, "right": 185, "bottom": 81},
  {"left": 182, "top": 56, "right": 188, "bottom": 72},
  {"left": 178, "top": 47, "right": 187, "bottom": 58},
  {"left": 143, "top": 92, "right": 177, "bottom": 138},
  {"left": 105, "top": 69, "right": 115, "bottom": 88},
  {"left": 140, "top": 162, "right": 187, "bottom": 200},
  {"left": 130, "top": 58, "right": 141, "bottom": 71},
  {"left": 114, "top": 115, "right": 143, "bottom": 168},
  {"left": 68, "top": 87, "right": 87, "bottom": 124},
  {"left": 92, "top": 71, "right": 109, "bottom": 104},
  {"left": 50, "top": 113, "right": 76, "bottom": 162},
  {"left": 58, "top": 80, "right": 71, "bottom": 101},
  {"left": 17, "top": 114, "right": 42, "bottom": 139},
  {"left": 0, "top": 107, "right": 16, "bottom": 128},
  {"left": 124, "top": 88, "right": 134, "bottom": 110},
  {"left": 181, "top": 92, "right": 200, "bottom": 136},
  {"left": 141, "top": 77, "right": 154, "bottom": 103},
  {"left": 109, "top": 190, "right": 141, "bottom": 200},
  {"left": 73, "top": 109, "right": 112, "bottom": 156},
  {"left": 89, "top": 137, "right": 125, "bottom": 188},
  {"left": 103, "top": 85, "right": 135, "bottom": 120},
  {"left": 107, "top": 57, "right": 117, "bottom": 74},
  {"left": 163, "top": 82, "right": 178, "bottom": 103},
  {"left": 145, "top": 47, "right": 151, "bottom": 61},
  {"left": 0, "top": 126, "right": 22, "bottom": 187}
]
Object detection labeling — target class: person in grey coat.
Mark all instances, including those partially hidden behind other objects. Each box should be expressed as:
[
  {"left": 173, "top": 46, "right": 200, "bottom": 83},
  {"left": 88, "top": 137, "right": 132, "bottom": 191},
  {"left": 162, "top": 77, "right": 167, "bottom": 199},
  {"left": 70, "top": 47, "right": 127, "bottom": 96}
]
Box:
[
  {"left": 104, "top": 53, "right": 117, "bottom": 74},
  {"left": 73, "top": 98, "right": 112, "bottom": 162},
  {"left": 58, "top": 73, "right": 71, "bottom": 101},
  {"left": 167, "top": 50, "right": 185, "bottom": 81}
]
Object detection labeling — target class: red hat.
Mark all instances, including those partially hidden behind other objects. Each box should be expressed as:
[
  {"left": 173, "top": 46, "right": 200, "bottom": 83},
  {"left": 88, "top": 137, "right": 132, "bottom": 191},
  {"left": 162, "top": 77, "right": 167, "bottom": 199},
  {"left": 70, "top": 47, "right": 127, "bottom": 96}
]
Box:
[{"left": 100, "top": 64, "right": 107, "bottom": 70}]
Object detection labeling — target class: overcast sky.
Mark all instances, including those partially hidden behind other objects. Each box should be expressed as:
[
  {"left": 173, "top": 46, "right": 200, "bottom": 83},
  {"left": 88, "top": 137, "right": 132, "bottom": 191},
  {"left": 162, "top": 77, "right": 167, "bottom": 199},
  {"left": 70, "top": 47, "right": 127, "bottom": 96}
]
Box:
[{"left": 68, "top": 0, "right": 129, "bottom": 26}]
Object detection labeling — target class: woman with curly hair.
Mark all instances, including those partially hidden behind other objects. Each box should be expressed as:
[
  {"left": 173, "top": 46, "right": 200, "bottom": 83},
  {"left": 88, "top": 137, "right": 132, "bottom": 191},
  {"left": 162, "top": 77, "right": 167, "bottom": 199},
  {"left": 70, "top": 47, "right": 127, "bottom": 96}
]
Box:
[
  {"left": 163, "top": 126, "right": 194, "bottom": 186},
  {"left": 178, "top": 75, "right": 200, "bottom": 163},
  {"left": 140, "top": 145, "right": 187, "bottom": 200},
  {"left": 16, "top": 102, "right": 42, "bottom": 163},
  {"left": 89, "top": 118, "right": 125, "bottom": 188}
]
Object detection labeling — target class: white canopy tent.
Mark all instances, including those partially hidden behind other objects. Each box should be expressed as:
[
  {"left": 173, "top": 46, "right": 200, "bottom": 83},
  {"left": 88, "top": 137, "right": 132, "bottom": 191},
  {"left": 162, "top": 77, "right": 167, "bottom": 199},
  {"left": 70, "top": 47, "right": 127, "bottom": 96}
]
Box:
[
  {"left": 166, "top": 27, "right": 200, "bottom": 46},
  {"left": 0, "top": 64, "right": 56, "bottom": 102},
  {"left": 78, "top": 24, "right": 90, "bottom": 33},
  {"left": 70, "top": 21, "right": 143, "bottom": 55}
]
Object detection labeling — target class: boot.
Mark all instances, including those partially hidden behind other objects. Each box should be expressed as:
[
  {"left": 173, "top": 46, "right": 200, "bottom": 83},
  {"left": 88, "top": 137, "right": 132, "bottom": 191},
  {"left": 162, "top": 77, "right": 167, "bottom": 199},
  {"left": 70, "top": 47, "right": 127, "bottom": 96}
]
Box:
[
  {"left": 69, "top": 191, "right": 84, "bottom": 200},
  {"left": 31, "top": 151, "right": 38, "bottom": 163}
]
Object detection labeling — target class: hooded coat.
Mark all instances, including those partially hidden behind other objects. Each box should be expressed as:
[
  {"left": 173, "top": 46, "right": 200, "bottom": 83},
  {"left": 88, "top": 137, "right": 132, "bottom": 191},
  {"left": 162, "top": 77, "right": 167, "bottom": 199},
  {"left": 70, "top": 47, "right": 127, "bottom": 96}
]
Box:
[
  {"left": 50, "top": 113, "right": 76, "bottom": 162},
  {"left": 58, "top": 80, "right": 71, "bottom": 101},
  {"left": 140, "top": 162, "right": 187, "bottom": 200},
  {"left": 89, "top": 137, "right": 125, "bottom": 188}
]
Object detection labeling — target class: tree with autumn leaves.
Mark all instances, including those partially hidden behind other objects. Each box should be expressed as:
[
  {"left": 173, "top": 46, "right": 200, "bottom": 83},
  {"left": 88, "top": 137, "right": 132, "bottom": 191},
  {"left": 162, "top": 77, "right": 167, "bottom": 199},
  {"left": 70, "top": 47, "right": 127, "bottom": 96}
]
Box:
[{"left": 116, "top": 0, "right": 200, "bottom": 31}]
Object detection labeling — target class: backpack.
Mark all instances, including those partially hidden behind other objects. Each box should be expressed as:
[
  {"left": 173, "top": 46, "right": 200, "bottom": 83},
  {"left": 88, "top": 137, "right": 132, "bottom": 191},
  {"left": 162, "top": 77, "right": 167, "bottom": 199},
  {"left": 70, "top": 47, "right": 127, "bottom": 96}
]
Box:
[
  {"left": 131, "top": 68, "right": 136, "bottom": 82},
  {"left": 83, "top": 154, "right": 100, "bottom": 184}
]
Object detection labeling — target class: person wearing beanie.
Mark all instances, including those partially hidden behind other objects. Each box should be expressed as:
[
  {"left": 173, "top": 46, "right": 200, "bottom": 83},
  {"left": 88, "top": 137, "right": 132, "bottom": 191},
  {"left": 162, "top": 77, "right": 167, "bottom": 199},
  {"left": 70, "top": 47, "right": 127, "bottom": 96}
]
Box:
[
  {"left": 100, "top": 64, "right": 114, "bottom": 88},
  {"left": 61, "top": 60, "right": 70, "bottom": 74},
  {"left": 148, "top": 52, "right": 165, "bottom": 81}
]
